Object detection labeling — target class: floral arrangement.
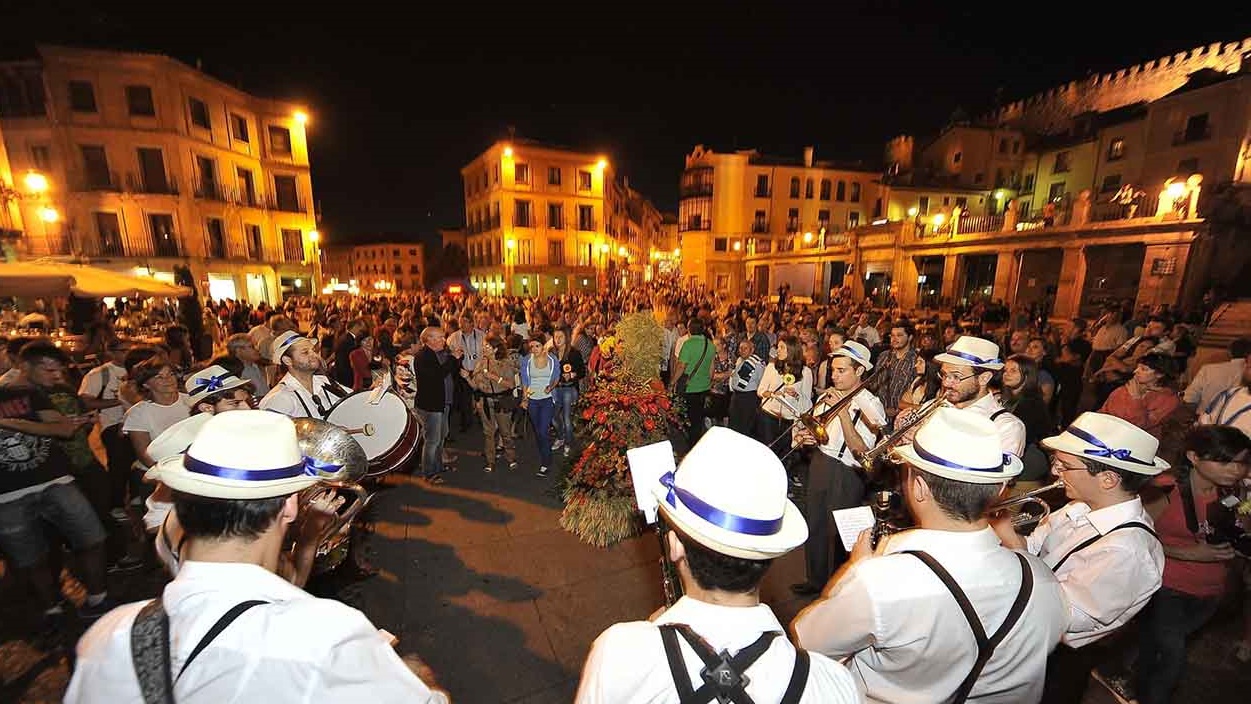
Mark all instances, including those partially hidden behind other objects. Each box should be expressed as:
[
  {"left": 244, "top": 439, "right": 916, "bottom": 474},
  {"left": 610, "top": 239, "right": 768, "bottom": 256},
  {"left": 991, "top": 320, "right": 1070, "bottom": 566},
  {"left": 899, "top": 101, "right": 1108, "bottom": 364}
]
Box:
[{"left": 559, "top": 312, "right": 685, "bottom": 547}]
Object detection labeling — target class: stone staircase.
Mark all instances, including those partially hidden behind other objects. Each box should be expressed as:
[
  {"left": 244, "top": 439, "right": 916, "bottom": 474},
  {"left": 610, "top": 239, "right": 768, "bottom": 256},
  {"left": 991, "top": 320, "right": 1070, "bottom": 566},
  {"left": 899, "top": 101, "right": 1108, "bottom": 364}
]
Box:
[{"left": 1200, "top": 299, "right": 1251, "bottom": 348}]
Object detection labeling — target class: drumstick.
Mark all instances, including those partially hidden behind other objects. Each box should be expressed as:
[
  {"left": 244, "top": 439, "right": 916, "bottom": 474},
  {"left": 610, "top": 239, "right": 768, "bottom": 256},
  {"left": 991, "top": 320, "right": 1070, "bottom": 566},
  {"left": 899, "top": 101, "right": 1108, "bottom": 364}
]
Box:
[{"left": 344, "top": 424, "right": 376, "bottom": 437}]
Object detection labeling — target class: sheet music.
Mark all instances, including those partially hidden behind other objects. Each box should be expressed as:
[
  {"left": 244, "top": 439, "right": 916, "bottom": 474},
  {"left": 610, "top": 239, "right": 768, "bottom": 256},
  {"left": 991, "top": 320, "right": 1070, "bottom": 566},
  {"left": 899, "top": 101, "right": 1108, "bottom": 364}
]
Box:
[
  {"left": 627, "top": 441, "right": 675, "bottom": 525},
  {"left": 831, "top": 505, "right": 875, "bottom": 551}
]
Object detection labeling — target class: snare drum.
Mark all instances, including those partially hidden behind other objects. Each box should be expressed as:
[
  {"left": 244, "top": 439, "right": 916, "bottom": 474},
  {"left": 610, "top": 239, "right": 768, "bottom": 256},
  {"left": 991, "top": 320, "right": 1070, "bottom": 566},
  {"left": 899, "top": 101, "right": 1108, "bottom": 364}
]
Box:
[{"left": 325, "top": 388, "right": 419, "bottom": 477}]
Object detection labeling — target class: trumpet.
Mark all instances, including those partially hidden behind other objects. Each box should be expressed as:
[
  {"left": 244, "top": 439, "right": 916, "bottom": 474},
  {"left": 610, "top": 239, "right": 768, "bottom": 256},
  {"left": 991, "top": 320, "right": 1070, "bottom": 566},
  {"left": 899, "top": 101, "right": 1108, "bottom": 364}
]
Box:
[{"left": 988, "top": 479, "right": 1066, "bottom": 529}]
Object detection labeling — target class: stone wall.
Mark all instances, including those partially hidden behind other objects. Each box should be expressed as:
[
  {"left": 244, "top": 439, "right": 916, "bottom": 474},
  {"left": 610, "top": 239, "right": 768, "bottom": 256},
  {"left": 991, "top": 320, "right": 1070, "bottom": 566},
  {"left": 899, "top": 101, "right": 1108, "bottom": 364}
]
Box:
[{"left": 986, "top": 39, "right": 1250, "bottom": 135}]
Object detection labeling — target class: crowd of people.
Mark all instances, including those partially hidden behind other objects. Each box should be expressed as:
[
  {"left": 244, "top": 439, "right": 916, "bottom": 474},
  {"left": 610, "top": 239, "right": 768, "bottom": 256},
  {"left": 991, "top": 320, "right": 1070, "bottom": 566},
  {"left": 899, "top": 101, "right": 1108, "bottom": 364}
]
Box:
[{"left": 0, "top": 278, "right": 1248, "bottom": 703}]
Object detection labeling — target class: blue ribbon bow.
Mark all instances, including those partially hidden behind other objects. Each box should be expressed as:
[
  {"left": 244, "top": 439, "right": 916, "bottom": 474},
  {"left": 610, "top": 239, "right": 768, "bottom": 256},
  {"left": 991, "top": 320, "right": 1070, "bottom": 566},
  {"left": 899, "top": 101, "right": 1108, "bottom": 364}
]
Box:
[
  {"left": 943, "top": 349, "right": 1000, "bottom": 367},
  {"left": 193, "top": 373, "right": 231, "bottom": 394},
  {"left": 912, "top": 442, "right": 1010, "bottom": 473},
  {"left": 184, "top": 454, "right": 341, "bottom": 481},
  {"left": 1067, "top": 426, "right": 1155, "bottom": 466},
  {"left": 660, "top": 471, "right": 783, "bottom": 537}
]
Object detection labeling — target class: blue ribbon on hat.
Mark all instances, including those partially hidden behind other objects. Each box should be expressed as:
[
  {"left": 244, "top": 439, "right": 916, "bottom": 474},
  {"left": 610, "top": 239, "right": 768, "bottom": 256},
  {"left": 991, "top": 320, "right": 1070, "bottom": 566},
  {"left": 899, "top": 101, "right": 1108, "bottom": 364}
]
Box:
[
  {"left": 837, "top": 344, "right": 866, "bottom": 363},
  {"left": 943, "top": 348, "right": 1001, "bottom": 366},
  {"left": 193, "top": 373, "right": 231, "bottom": 394},
  {"left": 660, "top": 472, "right": 783, "bottom": 536},
  {"left": 1066, "top": 426, "right": 1155, "bottom": 466},
  {"left": 912, "top": 442, "right": 1011, "bottom": 473},
  {"left": 183, "top": 454, "right": 341, "bottom": 481}
]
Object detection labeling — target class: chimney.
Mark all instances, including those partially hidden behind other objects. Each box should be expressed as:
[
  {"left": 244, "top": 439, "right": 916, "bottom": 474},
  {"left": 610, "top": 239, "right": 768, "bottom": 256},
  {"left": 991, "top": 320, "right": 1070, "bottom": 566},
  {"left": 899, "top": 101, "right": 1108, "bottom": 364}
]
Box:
[{"left": 803, "top": 146, "right": 814, "bottom": 167}]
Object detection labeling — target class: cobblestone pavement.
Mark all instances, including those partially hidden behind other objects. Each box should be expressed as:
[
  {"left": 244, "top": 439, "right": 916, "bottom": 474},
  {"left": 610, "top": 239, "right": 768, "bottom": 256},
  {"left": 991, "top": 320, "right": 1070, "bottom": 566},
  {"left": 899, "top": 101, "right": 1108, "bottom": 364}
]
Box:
[{"left": 2, "top": 422, "right": 1247, "bottom": 702}]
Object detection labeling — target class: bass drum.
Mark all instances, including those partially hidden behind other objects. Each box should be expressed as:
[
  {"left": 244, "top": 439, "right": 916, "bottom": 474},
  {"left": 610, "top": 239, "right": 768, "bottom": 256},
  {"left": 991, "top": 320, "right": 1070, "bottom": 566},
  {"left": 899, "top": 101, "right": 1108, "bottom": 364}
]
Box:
[{"left": 325, "top": 388, "right": 419, "bottom": 477}]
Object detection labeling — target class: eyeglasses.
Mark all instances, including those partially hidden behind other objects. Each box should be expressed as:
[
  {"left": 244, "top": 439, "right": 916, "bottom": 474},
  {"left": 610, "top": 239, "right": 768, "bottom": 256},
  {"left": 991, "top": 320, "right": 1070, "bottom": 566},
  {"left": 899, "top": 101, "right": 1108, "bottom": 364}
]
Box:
[
  {"left": 1050, "top": 457, "right": 1089, "bottom": 472},
  {"left": 939, "top": 370, "right": 976, "bottom": 383}
]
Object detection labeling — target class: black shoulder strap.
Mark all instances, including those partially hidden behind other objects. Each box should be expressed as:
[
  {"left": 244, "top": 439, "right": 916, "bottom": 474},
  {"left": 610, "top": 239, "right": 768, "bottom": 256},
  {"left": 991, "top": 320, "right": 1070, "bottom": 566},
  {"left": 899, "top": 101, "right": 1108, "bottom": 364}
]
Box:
[
  {"left": 175, "top": 600, "right": 268, "bottom": 682},
  {"left": 780, "top": 648, "right": 810, "bottom": 704},
  {"left": 1050, "top": 521, "right": 1160, "bottom": 573},
  {"left": 97, "top": 365, "right": 111, "bottom": 400},
  {"left": 130, "top": 598, "right": 174, "bottom": 704},
  {"left": 902, "top": 551, "right": 1034, "bottom": 704},
  {"left": 1178, "top": 474, "right": 1201, "bottom": 535},
  {"left": 989, "top": 408, "right": 1009, "bottom": 421},
  {"left": 657, "top": 623, "right": 783, "bottom": 704}
]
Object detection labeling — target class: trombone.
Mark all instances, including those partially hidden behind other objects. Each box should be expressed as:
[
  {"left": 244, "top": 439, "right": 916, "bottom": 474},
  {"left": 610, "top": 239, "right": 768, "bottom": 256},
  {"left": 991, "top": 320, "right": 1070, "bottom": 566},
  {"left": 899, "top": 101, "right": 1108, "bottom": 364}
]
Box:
[
  {"left": 856, "top": 395, "right": 946, "bottom": 473},
  {"left": 988, "top": 479, "right": 1066, "bottom": 529},
  {"left": 776, "top": 365, "right": 887, "bottom": 458}
]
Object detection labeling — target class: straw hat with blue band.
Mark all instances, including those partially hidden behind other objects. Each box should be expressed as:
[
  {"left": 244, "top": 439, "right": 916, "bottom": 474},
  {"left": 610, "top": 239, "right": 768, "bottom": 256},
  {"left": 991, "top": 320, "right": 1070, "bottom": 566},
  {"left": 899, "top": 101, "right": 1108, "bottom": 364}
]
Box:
[
  {"left": 933, "top": 335, "right": 1005, "bottom": 371},
  {"left": 1041, "top": 412, "right": 1168, "bottom": 475},
  {"left": 148, "top": 410, "right": 336, "bottom": 499},
  {"left": 651, "top": 426, "right": 807, "bottom": 560},
  {"left": 831, "top": 340, "right": 874, "bottom": 371},
  {"left": 184, "top": 364, "right": 251, "bottom": 405},
  {"left": 895, "top": 407, "right": 1024, "bottom": 484},
  {"left": 269, "top": 330, "right": 315, "bottom": 364}
]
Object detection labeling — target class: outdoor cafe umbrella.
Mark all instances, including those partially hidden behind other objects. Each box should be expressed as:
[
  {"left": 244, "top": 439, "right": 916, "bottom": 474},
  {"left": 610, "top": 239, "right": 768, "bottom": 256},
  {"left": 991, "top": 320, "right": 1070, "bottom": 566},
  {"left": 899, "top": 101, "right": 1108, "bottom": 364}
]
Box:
[{"left": 0, "top": 261, "right": 192, "bottom": 299}]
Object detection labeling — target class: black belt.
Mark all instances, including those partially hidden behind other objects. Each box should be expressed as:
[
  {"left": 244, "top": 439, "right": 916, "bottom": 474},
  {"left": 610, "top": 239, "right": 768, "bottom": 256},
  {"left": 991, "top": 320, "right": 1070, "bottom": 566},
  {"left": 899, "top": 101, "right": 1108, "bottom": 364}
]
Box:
[{"left": 483, "top": 390, "right": 512, "bottom": 398}]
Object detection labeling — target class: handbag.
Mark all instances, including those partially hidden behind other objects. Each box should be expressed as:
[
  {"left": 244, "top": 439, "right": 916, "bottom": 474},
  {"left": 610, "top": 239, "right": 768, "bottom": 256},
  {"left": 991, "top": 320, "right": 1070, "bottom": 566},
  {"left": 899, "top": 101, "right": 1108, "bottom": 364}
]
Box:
[{"left": 674, "top": 339, "right": 709, "bottom": 395}]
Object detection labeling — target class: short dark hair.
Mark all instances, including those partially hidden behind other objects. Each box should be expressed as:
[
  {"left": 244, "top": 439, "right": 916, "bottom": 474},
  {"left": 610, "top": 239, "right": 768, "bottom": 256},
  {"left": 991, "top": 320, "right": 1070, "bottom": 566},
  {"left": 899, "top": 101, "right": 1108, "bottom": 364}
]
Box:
[
  {"left": 18, "top": 339, "right": 67, "bottom": 367},
  {"left": 1230, "top": 337, "right": 1251, "bottom": 360},
  {"left": 1137, "top": 352, "right": 1176, "bottom": 382},
  {"left": 124, "top": 345, "right": 164, "bottom": 374},
  {"left": 688, "top": 318, "right": 706, "bottom": 336},
  {"left": 131, "top": 357, "right": 173, "bottom": 389},
  {"left": 1077, "top": 457, "right": 1155, "bottom": 493},
  {"left": 193, "top": 383, "right": 254, "bottom": 414},
  {"left": 1185, "top": 424, "right": 1251, "bottom": 463},
  {"left": 675, "top": 529, "right": 772, "bottom": 593},
  {"left": 172, "top": 490, "right": 288, "bottom": 541},
  {"left": 913, "top": 468, "right": 1002, "bottom": 522},
  {"left": 891, "top": 320, "right": 915, "bottom": 338}
]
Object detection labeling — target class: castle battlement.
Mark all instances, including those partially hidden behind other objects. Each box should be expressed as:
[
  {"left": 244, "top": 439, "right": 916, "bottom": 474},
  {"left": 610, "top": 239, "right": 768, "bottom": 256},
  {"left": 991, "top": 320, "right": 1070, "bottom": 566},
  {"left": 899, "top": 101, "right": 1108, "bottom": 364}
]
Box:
[{"left": 985, "top": 38, "right": 1250, "bottom": 135}]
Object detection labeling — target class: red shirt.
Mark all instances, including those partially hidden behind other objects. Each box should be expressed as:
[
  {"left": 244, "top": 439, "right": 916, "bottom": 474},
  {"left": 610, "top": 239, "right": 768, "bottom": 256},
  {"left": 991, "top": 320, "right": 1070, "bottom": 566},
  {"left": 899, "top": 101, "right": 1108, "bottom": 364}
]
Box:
[
  {"left": 1099, "top": 385, "right": 1180, "bottom": 439},
  {"left": 1158, "top": 481, "right": 1230, "bottom": 598}
]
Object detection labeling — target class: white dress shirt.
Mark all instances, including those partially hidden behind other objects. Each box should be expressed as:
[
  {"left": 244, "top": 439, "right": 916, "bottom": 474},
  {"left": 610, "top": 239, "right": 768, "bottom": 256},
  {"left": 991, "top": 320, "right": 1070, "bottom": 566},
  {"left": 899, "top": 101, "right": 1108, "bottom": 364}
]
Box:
[
  {"left": 758, "top": 365, "right": 814, "bottom": 419},
  {"left": 810, "top": 388, "right": 885, "bottom": 465},
  {"left": 576, "top": 596, "right": 860, "bottom": 704},
  {"left": 65, "top": 561, "right": 446, "bottom": 704},
  {"left": 1183, "top": 358, "right": 1244, "bottom": 409},
  {"left": 964, "top": 393, "right": 1027, "bottom": 458},
  {"left": 258, "top": 374, "right": 341, "bottom": 418},
  {"left": 793, "top": 528, "right": 1066, "bottom": 704},
  {"left": 1025, "top": 498, "right": 1163, "bottom": 648}
]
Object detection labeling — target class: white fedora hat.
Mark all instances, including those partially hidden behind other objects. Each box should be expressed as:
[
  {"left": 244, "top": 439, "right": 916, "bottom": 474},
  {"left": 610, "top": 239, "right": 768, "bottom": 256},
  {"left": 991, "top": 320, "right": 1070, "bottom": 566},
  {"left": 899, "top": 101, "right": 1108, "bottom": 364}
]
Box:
[
  {"left": 652, "top": 426, "right": 807, "bottom": 560},
  {"left": 269, "top": 330, "right": 314, "bottom": 363},
  {"left": 831, "top": 340, "right": 874, "bottom": 371},
  {"left": 185, "top": 364, "right": 251, "bottom": 405},
  {"left": 150, "top": 410, "right": 327, "bottom": 499},
  {"left": 895, "top": 406, "right": 1023, "bottom": 484},
  {"left": 142, "top": 414, "right": 213, "bottom": 482},
  {"left": 933, "top": 335, "right": 1004, "bottom": 370},
  {"left": 1042, "top": 412, "right": 1169, "bottom": 475}
]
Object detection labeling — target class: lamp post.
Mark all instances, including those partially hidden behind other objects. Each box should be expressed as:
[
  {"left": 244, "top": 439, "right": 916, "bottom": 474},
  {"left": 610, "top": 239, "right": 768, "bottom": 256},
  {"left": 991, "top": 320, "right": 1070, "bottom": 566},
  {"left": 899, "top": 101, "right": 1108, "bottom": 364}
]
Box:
[{"left": 308, "top": 229, "right": 322, "bottom": 294}]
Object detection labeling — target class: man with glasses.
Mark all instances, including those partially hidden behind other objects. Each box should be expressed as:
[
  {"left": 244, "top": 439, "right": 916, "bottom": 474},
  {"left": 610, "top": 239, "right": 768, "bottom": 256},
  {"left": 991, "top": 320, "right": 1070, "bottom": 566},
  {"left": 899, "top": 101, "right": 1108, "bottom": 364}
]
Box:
[
  {"left": 931, "top": 336, "right": 1026, "bottom": 457},
  {"left": 992, "top": 412, "right": 1166, "bottom": 703}
]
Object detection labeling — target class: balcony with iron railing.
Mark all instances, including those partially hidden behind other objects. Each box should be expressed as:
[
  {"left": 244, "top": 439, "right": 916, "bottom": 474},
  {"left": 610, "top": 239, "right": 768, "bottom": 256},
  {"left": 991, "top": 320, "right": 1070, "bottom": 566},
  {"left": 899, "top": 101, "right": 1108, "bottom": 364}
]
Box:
[
  {"left": 126, "top": 172, "right": 179, "bottom": 196},
  {"left": 751, "top": 219, "right": 769, "bottom": 234},
  {"left": 74, "top": 171, "right": 123, "bottom": 192},
  {"left": 266, "top": 193, "right": 305, "bottom": 214},
  {"left": 753, "top": 187, "right": 771, "bottom": 198},
  {"left": 679, "top": 183, "right": 713, "bottom": 199},
  {"left": 194, "top": 179, "right": 230, "bottom": 202},
  {"left": 785, "top": 218, "right": 800, "bottom": 233}
]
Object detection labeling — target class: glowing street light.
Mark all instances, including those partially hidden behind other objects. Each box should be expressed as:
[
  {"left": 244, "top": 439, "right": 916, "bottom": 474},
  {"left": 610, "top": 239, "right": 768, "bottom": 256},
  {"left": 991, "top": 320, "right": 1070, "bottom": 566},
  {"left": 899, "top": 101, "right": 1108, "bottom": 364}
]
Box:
[
  {"left": 907, "top": 206, "right": 919, "bottom": 217},
  {"left": 932, "top": 213, "right": 946, "bottom": 226},
  {"left": 24, "top": 171, "right": 48, "bottom": 193},
  {"left": 293, "top": 110, "right": 309, "bottom": 126},
  {"left": 506, "top": 237, "right": 516, "bottom": 249},
  {"left": 596, "top": 158, "right": 608, "bottom": 169},
  {"left": 1165, "top": 181, "right": 1187, "bottom": 200},
  {"left": 308, "top": 229, "right": 320, "bottom": 243},
  {"left": 39, "top": 206, "right": 59, "bottom": 223},
  {"left": 673, "top": 248, "right": 680, "bottom": 257},
  {"left": 503, "top": 146, "right": 514, "bottom": 158},
  {"left": 617, "top": 246, "right": 627, "bottom": 257},
  {"left": 803, "top": 231, "right": 814, "bottom": 243},
  {"left": 600, "top": 243, "right": 610, "bottom": 254}
]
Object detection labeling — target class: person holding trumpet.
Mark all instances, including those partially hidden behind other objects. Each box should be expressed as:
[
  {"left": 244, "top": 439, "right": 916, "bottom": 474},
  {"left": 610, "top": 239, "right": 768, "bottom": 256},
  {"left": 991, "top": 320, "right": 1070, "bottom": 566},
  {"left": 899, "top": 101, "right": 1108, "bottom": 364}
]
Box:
[
  {"left": 992, "top": 412, "right": 1166, "bottom": 704},
  {"left": 66, "top": 410, "right": 448, "bottom": 703},
  {"left": 793, "top": 407, "right": 1066, "bottom": 704},
  {"left": 789, "top": 340, "right": 886, "bottom": 596}
]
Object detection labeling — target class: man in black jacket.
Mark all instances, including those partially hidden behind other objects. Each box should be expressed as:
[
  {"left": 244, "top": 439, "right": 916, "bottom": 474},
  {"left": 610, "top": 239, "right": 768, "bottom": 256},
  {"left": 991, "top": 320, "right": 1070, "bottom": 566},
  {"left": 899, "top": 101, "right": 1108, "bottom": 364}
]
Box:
[
  {"left": 332, "top": 318, "right": 368, "bottom": 387},
  {"left": 413, "top": 326, "right": 463, "bottom": 484}
]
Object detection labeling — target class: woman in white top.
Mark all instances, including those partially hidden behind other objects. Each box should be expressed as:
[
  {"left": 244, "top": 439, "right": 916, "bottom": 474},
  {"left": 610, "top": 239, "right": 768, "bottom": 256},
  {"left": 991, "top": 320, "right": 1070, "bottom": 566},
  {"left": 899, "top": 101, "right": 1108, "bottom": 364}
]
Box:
[
  {"left": 757, "top": 336, "right": 813, "bottom": 462},
  {"left": 121, "top": 358, "right": 190, "bottom": 469},
  {"left": 520, "top": 333, "right": 559, "bottom": 478}
]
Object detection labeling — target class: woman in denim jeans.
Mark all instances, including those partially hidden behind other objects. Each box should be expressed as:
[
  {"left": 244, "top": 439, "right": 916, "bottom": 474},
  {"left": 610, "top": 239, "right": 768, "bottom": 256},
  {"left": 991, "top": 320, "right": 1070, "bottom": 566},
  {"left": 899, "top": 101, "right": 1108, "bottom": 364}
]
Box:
[
  {"left": 520, "top": 333, "right": 559, "bottom": 478},
  {"left": 551, "top": 328, "right": 586, "bottom": 458}
]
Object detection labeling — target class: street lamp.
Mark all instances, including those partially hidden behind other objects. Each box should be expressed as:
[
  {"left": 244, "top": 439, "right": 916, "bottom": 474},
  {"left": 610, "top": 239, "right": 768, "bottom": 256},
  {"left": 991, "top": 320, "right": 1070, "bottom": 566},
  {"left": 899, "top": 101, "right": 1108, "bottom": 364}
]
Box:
[
  {"left": 24, "top": 171, "right": 48, "bottom": 194},
  {"left": 294, "top": 110, "right": 309, "bottom": 126},
  {"left": 39, "top": 206, "right": 59, "bottom": 223}
]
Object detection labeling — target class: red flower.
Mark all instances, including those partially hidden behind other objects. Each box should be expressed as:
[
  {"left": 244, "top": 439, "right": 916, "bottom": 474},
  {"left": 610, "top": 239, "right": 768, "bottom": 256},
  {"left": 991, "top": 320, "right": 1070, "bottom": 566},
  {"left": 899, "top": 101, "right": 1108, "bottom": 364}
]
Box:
[
  {"left": 595, "top": 411, "right": 608, "bottom": 424},
  {"left": 582, "top": 409, "right": 593, "bottom": 420},
  {"left": 644, "top": 418, "right": 656, "bottom": 431},
  {"left": 658, "top": 397, "right": 671, "bottom": 410}
]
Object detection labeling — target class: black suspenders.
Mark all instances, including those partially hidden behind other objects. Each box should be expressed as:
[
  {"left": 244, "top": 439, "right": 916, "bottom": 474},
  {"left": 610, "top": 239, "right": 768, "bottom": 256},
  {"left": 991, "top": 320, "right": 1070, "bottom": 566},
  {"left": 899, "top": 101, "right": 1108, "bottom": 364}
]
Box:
[
  {"left": 1049, "top": 521, "right": 1160, "bottom": 573},
  {"left": 901, "top": 551, "right": 1034, "bottom": 704},
  {"left": 659, "top": 623, "right": 809, "bottom": 704}
]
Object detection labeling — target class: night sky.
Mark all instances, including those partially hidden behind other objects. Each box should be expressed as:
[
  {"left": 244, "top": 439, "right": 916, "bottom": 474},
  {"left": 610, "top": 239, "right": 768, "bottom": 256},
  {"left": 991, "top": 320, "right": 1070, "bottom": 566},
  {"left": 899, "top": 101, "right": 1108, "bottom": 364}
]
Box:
[{"left": 5, "top": 3, "right": 1248, "bottom": 247}]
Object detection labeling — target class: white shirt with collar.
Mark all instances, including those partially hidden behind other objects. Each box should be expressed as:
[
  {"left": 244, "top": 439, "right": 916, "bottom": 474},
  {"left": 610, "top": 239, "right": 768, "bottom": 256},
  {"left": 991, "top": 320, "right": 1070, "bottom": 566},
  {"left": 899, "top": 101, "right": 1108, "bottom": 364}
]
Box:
[
  {"left": 576, "top": 595, "right": 860, "bottom": 704},
  {"left": 66, "top": 561, "right": 446, "bottom": 704},
  {"left": 965, "top": 393, "right": 1027, "bottom": 458},
  {"left": 258, "top": 373, "right": 341, "bottom": 418},
  {"left": 1184, "top": 358, "right": 1244, "bottom": 409},
  {"left": 447, "top": 327, "right": 484, "bottom": 372},
  {"left": 1025, "top": 498, "right": 1163, "bottom": 648},
  {"left": 812, "top": 388, "right": 886, "bottom": 465},
  {"left": 793, "top": 528, "right": 1066, "bottom": 704}
]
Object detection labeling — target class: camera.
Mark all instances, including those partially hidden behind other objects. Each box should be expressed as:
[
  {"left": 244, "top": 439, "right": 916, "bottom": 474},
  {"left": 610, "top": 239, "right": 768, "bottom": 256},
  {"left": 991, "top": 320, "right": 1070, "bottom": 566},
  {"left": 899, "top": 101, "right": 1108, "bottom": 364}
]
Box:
[{"left": 1205, "top": 494, "right": 1251, "bottom": 558}]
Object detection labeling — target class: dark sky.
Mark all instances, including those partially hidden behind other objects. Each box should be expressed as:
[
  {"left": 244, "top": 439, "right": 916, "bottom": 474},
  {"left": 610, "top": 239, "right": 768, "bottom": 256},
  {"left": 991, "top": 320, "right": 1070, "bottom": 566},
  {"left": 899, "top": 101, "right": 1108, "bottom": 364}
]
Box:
[{"left": 5, "top": 3, "right": 1248, "bottom": 247}]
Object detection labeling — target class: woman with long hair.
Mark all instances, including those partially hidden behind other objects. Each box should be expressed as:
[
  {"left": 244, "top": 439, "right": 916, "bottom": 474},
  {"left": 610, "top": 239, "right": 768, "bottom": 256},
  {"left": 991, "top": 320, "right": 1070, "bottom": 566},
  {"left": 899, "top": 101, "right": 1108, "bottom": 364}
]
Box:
[
  {"left": 756, "top": 335, "right": 813, "bottom": 467},
  {"left": 999, "top": 354, "right": 1055, "bottom": 484},
  {"left": 550, "top": 327, "right": 586, "bottom": 458},
  {"left": 520, "top": 332, "right": 559, "bottom": 478}
]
